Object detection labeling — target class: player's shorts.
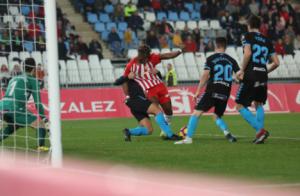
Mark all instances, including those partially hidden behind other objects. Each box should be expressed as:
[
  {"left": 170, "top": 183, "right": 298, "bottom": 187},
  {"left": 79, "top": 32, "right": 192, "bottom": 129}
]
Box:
[
  {"left": 146, "top": 83, "right": 171, "bottom": 105},
  {"left": 1, "top": 109, "right": 37, "bottom": 127},
  {"left": 235, "top": 81, "right": 267, "bottom": 107},
  {"left": 195, "top": 92, "right": 228, "bottom": 117},
  {"left": 125, "top": 95, "right": 152, "bottom": 122}
]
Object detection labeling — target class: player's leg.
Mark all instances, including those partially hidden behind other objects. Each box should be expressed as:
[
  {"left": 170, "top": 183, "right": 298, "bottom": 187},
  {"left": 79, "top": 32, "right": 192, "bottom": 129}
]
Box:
[
  {"left": 236, "top": 83, "right": 262, "bottom": 132},
  {"left": 30, "top": 118, "right": 48, "bottom": 149},
  {"left": 213, "top": 100, "right": 237, "bottom": 142},
  {"left": 175, "top": 93, "right": 211, "bottom": 144},
  {"left": 147, "top": 103, "right": 180, "bottom": 140},
  {"left": 0, "top": 113, "right": 20, "bottom": 142},
  {"left": 252, "top": 85, "right": 269, "bottom": 144}
]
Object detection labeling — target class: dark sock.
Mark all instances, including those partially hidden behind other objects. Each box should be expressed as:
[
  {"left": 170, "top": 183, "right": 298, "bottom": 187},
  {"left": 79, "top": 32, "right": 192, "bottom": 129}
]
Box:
[
  {"left": 37, "top": 128, "right": 46, "bottom": 147},
  {"left": 0, "top": 126, "right": 15, "bottom": 142}
]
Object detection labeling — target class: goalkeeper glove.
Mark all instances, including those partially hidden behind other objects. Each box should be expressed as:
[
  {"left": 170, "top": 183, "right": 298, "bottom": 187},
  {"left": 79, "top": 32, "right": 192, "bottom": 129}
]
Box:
[{"left": 42, "top": 118, "right": 50, "bottom": 130}]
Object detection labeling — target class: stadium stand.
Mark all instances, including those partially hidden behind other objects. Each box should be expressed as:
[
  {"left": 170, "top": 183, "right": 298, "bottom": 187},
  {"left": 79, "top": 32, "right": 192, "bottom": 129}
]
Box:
[{"left": 1, "top": 0, "right": 300, "bottom": 87}]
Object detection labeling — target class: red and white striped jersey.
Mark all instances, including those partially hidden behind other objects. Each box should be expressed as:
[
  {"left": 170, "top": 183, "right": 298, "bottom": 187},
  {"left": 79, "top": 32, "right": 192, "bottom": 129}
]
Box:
[{"left": 123, "top": 53, "right": 163, "bottom": 91}]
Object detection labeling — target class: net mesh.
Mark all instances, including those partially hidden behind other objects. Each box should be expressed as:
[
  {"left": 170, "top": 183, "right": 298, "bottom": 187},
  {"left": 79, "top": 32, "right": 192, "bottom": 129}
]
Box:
[{"left": 0, "top": 0, "right": 50, "bottom": 164}]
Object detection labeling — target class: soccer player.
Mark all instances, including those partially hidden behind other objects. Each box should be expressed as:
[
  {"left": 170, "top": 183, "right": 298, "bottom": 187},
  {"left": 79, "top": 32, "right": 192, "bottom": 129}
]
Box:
[
  {"left": 124, "top": 44, "right": 182, "bottom": 125},
  {"left": 0, "top": 58, "right": 49, "bottom": 151},
  {"left": 114, "top": 75, "right": 182, "bottom": 141},
  {"left": 235, "top": 15, "right": 279, "bottom": 144},
  {"left": 175, "top": 37, "right": 239, "bottom": 144}
]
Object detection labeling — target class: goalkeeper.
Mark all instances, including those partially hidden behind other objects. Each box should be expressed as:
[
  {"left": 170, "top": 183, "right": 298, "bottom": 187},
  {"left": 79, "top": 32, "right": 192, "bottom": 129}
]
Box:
[{"left": 0, "top": 58, "right": 49, "bottom": 151}]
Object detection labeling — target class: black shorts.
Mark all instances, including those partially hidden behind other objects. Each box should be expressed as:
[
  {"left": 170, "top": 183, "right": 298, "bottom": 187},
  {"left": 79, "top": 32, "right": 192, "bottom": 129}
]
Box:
[
  {"left": 195, "top": 92, "right": 228, "bottom": 117},
  {"left": 235, "top": 81, "right": 267, "bottom": 107},
  {"left": 125, "top": 95, "right": 152, "bottom": 122}
]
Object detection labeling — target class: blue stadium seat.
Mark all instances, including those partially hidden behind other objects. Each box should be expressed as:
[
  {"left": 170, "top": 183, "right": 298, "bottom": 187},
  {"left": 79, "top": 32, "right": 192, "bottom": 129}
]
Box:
[
  {"left": 21, "top": 5, "right": 30, "bottom": 15},
  {"left": 157, "top": 11, "right": 167, "bottom": 21},
  {"left": 106, "top": 22, "right": 117, "bottom": 30},
  {"left": 101, "top": 31, "right": 109, "bottom": 41},
  {"left": 179, "top": 11, "right": 190, "bottom": 21},
  {"left": 99, "top": 13, "right": 111, "bottom": 23},
  {"left": 87, "top": 13, "right": 98, "bottom": 23},
  {"left": 104, "top": 4, "right": 114, "bottom": 14},
  {"left": 195, "top": 2, "right": 202, "bottom": 10},
  {"left": 94, "top": 22, "right": 105, "bottom": 32},
  {"left": 24, "top": 41, "right": 33, "bottom": 52},
  {"left": 117, "top": 31, "right": 124, "bottom": 40},
  {"left": 191, "top": 12, "right": 200, "bottom": 20},
  {"left": 118, "top": 22, "right": 128, "bottom": 32},
  {"left": 168, "top": 11, "right": 178, "bottom": 21},
  {"left": 184, "top": 3, "right": 194, "bottom": 12}
]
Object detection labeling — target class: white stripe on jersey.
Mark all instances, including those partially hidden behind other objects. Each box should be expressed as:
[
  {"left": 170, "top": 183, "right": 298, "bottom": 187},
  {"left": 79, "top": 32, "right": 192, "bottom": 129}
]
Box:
[{"left": 132, "top": 62, "right": 162, "bottom": 90}]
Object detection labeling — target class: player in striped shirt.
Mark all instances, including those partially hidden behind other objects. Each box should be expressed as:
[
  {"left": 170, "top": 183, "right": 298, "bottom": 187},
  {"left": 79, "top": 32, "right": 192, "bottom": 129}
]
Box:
[{"left": 123, "top": 45, "right": 182, "bottom": 125}]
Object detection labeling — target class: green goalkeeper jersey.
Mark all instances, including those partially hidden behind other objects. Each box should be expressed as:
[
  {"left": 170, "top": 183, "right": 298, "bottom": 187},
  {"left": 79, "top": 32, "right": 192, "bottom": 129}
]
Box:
[{"left": 0, "top": 73, "right": 46, "bottom": 119}]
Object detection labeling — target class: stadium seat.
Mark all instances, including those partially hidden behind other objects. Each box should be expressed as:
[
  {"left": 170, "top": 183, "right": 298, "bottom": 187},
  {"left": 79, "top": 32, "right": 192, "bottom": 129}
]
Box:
[
  {"left": 120, "top": 0, "right": 130, "bottom": 4},
  {"left": 145, "top": 12, "right": 156, "bottom": 22},
  {"left": 117, "top": 31, "right": 124, "bottom": 40},
  {"left": 106, "top": 22, "right": 117, "bottom": 31},
  {"left": 157, "top": 11, "right": 167, "bottom": 21},
  {"left": 99, "top": 13, "right": 111, "bottom": 23},
  {"left": 114, "top": 68, "right": 124, "bottom": 78},
  {"left": 117, "top": 22, "right": 128, "bottom": 32},
  {"left": 8, "top": 52, "right": 19, "bottom": 62},
  {"left": 21, "top": 5, "right": 31, "bottom": 15},
  {"left": 66, "top": 60, "right": 81, "bottom": 84},
  {"left": 283, "top": 55, "right": 295, "bottom": 65},
  {"left": 216, "top": 29, "right": 227, "bottom": 37},
  {"left": 156, "top": 63, "right": 165, "bottom": 75},
  {"left": 104, "top": 4, "right": 114, "bottom": 14},
  {"left": 32, "top": 51, "right": 43, "bottom": 65},
  {"left": 151, "top": 48, "right": 160, "bottom": 53},
  {"left": 15, "top": 15, "right": 26, "bottom": 24},
  {"left": 127, "top": 49, "right": 138, "bottom": 59},
  {"left": 195, "top": 52, "right": 206, "bottom": 68},
  {"left": 143, "top": 21, "right": 151, "bottom": 30},
  {"left": 78, "top": 60, "right": 92, "bottom": 83},
  {"left": 9, "top": 6, "right": 19, "bottom": 15},
  {"left": 187, "top": 21, "right": 197, "bottom": 30},
  {"left": 94, "top": 22, "right": 105, "bottom": 33},
  {"left": 174, "top": 54, "right": 185, "bottom": 68},
  {"left": 187, "top": 66, "right": 200, "bottom": 80},
  {"left": 59, "top": 60, "right": 67, "bottom": 85},
  {"left": 168, "top": 11, "right": 179, "bottom": 21},
  {"left": 194, "top": 2, "right": 202, "bottom": 10},
  {"left": 184, "top": 53, "right": 197, "bottom": 67},
  {"left": 19, "top": 51, "right": 30, "bottom": 61},
  {"left": 184, "top": 3, "right": 194, "bottom": 12},
  {"left": 179, "top": 11, "right": 190, "bottom": 21},
  {"left": 88, "top": 55, "right": 104, "bottom": 83},
  {"left": 87, "top": 13, "right": 98, "bottom": 24},
  {"left": 162, "top": 59, "right": 174, "bottom": 69},
  {"left": 205, "top": 52, "right": 215, "bottom": 58},
  {"left": 161, "top": 48, "right": 171, "bottom": 53},
  {"left": 210, "top": 20, "right": 221, "bottom": 30},
  {"left": 101, "top": 31, "right": 109, "bottom": 41},
  {"left": 175, "top": 21, "right": 186, "bottom": 31},
  {"left": 0, "top": 57, "right": 8, "bottom": 67},
  {"left": 24, "top": 41, "right": 34, "bottom": 52},
  {"left": 102, "top": 67, "right": 114, "bottom": 82},
  {"left": 176, "top": 67, "right": 189, "bottom": 81},
  {"left": 3, "top": 15, "right": 13, "bottom": 23},
  {"left": 198, "top": 20, "right": 209, "bottom": 30},
  {"left": 191, "top": 12, "right": 201, "bottom": 20}
]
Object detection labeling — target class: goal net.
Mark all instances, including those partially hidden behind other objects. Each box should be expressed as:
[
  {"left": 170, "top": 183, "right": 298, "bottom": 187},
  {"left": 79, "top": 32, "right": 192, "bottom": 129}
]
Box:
[{"left": 0, "top": 0, "right": 62, "bottom": 166}]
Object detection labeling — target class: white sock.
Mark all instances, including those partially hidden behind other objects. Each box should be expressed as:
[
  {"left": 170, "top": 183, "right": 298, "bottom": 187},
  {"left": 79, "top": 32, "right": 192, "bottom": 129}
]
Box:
[{"left": 223, "top": 130, "right": 230, "bottom": 136}]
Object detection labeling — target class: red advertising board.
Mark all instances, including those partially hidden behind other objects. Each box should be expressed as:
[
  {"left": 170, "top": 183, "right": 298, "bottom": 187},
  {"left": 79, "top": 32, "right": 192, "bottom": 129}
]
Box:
[{"left": 17, "top": 83, "right": 300, "bottom": 120}]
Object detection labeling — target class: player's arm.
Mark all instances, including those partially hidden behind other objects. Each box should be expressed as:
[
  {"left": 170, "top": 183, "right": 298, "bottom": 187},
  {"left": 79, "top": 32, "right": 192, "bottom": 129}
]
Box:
[
  {"left": 159, "top": 50, "right": 182, "bottom": 60},
  {"left": 267, "top": 54, "right": 280, "bottom": 73},
  {"left": 194, "top": 70, "right": 210, "bottom": 101},
  {"left": 122, "top": 81, "right": 129, "bottom": 96},
  {"left": 237, "top": 45, "right": 251, "bottom": 80}
]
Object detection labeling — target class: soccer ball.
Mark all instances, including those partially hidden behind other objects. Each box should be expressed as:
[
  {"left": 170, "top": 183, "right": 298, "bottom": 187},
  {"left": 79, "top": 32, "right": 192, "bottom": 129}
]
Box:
[{"left": 178, "top": 125, "right": 188, "bottom": 138}]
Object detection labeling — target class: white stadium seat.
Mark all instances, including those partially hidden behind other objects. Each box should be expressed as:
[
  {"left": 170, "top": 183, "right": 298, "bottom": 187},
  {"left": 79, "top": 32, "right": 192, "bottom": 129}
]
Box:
[
  {"left": 176, "top": 67, "right": 189, "bottom": 81},
  {"left": 145, "top": 12, "right": 156, "bottom": 22},
  {"left": 19, "top": 51, "right": 30, "bottom": 61},
  {"left": 66, "top": 60, "right": 80, "bottom": 84},
  {"left": 198, "top": 20, "right": 209, "bottom": 30},
  {"left": 187, "top": 66, "right": 200, "bottom": 80},
  {"left": 78, "top": 60, "right": 92, "bottom": 83},
  {"left": 114, "top": 68, "right": 124, "bottom": 78},
  {"left": 175, "top": 21, "right": 186, "bottom": 31},
  {"left": 127, "top": 49, "right": 138, "bottom": 59},
  {"left": 210, "top": 20, "right": 221, "bottom": 30},
  {"left": 187, "top": 21, "right": 197, "bottom": 30},
  {"left": 59, "top": 60, "right": 67, "bottom": 85},
  {"left": 88, "top": 55, "right": 104, "bottom": 83},
  {"left": 195, "top": 52, "right": 206, "bottom": 68},
  {"left": 0, "top": 57, "right": 8, "bottom": 67},
  {"left": 31, "top": 51, "right": 43, "bottom": 65},
  {"left": 183, "top": 52, "right": 197, "bottom": 67}
]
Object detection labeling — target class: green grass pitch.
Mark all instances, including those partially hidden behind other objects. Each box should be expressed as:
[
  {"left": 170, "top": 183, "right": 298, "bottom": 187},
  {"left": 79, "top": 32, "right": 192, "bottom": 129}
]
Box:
[{"left": 2, "top": 113, "right": 300, "bottom": 183}]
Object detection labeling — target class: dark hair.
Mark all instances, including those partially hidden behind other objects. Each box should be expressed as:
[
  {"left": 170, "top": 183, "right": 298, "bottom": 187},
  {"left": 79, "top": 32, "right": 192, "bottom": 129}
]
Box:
[
  {"left": 248, "top": 15, "right": 261, "bottom": 29},
  {"left": 138, "top": 44, "right": 151, "bottom": 58},
  {"left": 215, "top": 37, "right": 227, "bottom": 49},
  {"left": 24, "top": 58, "right": 36, "bottom": 73}
]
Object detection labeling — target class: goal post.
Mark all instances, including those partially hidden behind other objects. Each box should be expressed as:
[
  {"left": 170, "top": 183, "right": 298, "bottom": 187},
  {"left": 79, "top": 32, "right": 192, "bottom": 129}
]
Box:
[{"left": 44, "top": 0, "right": 62, "bottom": 167}]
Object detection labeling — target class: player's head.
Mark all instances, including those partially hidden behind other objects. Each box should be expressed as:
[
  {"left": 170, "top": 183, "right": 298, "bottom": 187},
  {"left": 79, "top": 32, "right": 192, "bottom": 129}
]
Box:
[
  {"left": 215, "top": 37, "right": 227, "bottom": 51},
  {"left": 247, "top": 15, "right": 261, "bottom": 30},
  {"left": 138, "top": 44, "right": 151, "bottom": 62},
  {"left": 24, "top": 58, "right": 37, "bottom": 75}
]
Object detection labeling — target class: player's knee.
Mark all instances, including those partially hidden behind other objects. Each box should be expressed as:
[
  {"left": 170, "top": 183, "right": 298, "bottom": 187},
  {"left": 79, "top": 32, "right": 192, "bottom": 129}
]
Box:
[
  {"left": 253, "top": 101, "right": 263, "bottom": 109},
  {"left": 192, "top": 110, "right": 202, "bottom": 117},
  {"left": 212, "top": 114, "right": 220, "bottom": 121}
]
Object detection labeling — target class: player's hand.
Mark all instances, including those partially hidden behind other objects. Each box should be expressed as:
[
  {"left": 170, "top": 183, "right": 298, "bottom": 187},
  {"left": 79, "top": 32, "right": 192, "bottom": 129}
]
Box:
[
  {"left": 193, "top": 92, "right": 200, "bottom": 102},
  {"left": 236, "top": 70, "right": 244, "bottom": 81},
  {"left": 128, "top": 72, "right": 135, "bottom": 79}
]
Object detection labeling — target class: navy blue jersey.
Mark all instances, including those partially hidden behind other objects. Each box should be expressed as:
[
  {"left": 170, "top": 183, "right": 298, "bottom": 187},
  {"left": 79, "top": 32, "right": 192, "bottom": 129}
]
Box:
[
  {"left": 242, "top": 32, "right": 275, "bottom": 82},
  {"left": 204, "top": 53, "right": 240, "bottom": 96}
]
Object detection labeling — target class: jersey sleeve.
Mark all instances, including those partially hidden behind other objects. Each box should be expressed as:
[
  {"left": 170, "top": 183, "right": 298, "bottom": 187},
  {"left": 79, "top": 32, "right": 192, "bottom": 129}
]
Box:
[
  {"left": 268, "top": 41, "right": 275, "bottom": 57},
  {"left": 30, "top": 78, "right": 46, "bottom": 119},
  {"left": 149, "top": 53, "right": 161, "bottom": 66},
  {"left": 204, "top": 57, "right": 213, "bottom": 71},
  {"left": 242, "top": 33, "right": 251, "bottom": 47},
  {"left": 123, "top": 59, "right": 134, "bottom": 77}
]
